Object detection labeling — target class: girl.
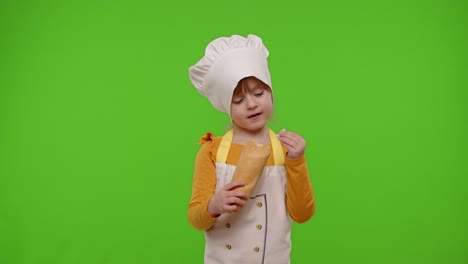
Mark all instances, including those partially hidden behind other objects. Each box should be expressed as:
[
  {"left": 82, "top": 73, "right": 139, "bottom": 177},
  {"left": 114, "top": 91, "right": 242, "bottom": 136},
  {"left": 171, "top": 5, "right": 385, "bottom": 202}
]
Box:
[{"left": 188, "top": 34, "right": 316, "bottom": 264}]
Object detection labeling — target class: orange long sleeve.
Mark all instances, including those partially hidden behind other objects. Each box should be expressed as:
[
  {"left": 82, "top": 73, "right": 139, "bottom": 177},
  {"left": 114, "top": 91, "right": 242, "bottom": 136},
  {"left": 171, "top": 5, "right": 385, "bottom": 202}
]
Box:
[
  {"left": 188, "top": 133, "right": 316, "bottom": 230},
  {"left": 188, "top": 138, "right": 219, "bottom": 231},
  {"left": 285, "top": 155, "right": 316, "bottom": 223}
]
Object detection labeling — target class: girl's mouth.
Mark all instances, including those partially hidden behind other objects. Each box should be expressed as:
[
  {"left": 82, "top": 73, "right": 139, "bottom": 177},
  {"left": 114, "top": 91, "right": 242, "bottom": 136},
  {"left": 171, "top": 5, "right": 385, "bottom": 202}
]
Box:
[{"left": 248, "top": 113, "right": 261, "bottom": 119}]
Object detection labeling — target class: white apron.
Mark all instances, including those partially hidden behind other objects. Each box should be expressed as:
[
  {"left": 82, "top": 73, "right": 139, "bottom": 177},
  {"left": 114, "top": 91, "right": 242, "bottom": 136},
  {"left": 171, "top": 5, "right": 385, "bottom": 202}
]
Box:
[{"left": 204, "top": 129, "right": 291, "bottom": 264}]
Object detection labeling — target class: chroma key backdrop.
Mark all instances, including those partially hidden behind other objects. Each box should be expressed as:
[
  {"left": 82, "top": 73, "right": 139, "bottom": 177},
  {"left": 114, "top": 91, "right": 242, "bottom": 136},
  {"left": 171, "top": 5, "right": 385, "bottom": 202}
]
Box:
[{"left": 0, "top": 0, "right": 467, "bottom": 263}]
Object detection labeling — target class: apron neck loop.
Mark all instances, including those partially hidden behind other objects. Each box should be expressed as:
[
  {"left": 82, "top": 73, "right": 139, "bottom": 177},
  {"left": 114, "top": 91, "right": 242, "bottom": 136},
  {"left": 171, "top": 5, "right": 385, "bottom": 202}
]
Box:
[{"left": 216, "top": 128, "right": 284, "bottom": 166}]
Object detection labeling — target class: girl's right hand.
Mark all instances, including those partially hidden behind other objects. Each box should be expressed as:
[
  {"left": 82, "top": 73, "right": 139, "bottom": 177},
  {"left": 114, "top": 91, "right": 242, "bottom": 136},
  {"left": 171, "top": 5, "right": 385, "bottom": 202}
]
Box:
[{"left": 207, "top": 181, "right": 247, "bottom": 217}]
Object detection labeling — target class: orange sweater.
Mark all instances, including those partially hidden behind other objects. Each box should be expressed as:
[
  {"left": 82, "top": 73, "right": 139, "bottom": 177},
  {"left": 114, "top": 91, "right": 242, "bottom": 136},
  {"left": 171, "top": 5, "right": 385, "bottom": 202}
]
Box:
[{"left": 188, "top": 132, "right": 316, "bottom": 231}]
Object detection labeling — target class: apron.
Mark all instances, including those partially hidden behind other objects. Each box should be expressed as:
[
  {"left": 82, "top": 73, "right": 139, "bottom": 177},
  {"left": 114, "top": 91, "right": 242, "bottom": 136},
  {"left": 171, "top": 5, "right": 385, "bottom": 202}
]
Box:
[{"left": 204, "top": 129, "right": 291, "bottom": 264}]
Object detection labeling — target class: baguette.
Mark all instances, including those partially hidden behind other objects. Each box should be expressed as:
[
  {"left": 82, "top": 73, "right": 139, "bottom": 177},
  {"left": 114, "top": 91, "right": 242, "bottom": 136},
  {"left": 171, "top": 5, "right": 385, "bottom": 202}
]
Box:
[{"left": 231, "top": 139, "right": 270, "bottom": 198}]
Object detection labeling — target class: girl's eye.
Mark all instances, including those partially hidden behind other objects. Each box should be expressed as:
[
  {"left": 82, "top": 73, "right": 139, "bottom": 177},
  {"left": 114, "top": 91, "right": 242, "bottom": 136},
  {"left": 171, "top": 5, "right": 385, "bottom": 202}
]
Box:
[
  {"left": 233, "top": 98, "right": 243, "bottom": 104},
  {"left": 255, "top": 91, "right": 264, "bottom": 97}
]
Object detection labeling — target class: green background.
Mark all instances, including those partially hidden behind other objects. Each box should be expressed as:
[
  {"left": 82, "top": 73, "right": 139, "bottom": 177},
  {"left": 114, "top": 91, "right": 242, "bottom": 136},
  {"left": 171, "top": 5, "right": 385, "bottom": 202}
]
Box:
[{"left": 1, "top": 1, "right": 467, "bottom": 263}]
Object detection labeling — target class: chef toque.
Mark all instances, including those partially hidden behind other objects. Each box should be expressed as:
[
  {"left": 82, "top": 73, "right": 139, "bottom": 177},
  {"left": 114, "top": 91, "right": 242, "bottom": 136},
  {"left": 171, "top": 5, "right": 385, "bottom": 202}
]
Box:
[{"left": 188, "top": 34, "right": 272, "bottom": 116}]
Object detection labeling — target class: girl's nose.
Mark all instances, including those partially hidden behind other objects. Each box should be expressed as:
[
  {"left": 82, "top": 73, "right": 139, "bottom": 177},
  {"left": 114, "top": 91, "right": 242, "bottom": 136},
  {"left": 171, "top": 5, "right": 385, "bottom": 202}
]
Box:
[{"left": 245, "top": 95, "right": 257, "bottom": 109}]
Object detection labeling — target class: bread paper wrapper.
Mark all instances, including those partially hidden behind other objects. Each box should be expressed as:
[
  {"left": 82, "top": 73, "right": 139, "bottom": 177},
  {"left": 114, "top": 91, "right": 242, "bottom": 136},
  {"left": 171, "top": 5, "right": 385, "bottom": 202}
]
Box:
[{"left": 231, "top": 139, "right": 271, "bottom": 199}]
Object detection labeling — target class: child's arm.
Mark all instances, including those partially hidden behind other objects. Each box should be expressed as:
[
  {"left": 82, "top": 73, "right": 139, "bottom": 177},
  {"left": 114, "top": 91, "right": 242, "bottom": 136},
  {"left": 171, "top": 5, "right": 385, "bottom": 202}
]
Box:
[
  {"left": 284, "top": 155, "right": 316, "bottom": 223},
  {"left": 188, "top": 141, "right": 219, "bottom": 230},
  {"left": 188, "top": 136, "right": 247, "bottom": 230},
  {"left": 278, "top": 130, "right": 316, "bottom": 223}
]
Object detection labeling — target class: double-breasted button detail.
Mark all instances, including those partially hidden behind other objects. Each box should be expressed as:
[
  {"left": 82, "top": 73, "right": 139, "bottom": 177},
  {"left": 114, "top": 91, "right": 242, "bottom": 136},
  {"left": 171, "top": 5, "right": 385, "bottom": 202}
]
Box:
[
  {"left": 256, "top": 224, "right": 262, "bottom": 230},
  {"left": 256, "top": 201, "right": 263, "bottom": 207},
  {"left": 253, "top": 246, "right": 260, "bottom": 252},
  {"left": 225, "top": 244, "right": 232, "bottom": 250}
]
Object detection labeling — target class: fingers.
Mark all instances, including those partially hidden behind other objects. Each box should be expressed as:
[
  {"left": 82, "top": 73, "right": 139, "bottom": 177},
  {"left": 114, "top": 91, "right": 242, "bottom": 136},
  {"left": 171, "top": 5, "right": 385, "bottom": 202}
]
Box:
[
  {"left": 222, "top": 182, "right": 247, "bottom": 198},
  {"left": 278, "top": 136, "right": 297, "bottom": 150},
  {"left": 224, "top": 181, "right": 245, "bottom": 191},
  {"left": 222, "top": 204, "right": 242, "bottom": 213},
  {"left": 224, "top": 182, "right": 248, "bottom": 197},
  {"left": 278, "top": 130, "right": 306, "bottom": 145},
  {"left": 226, "top": 196, "right": 246, "bottom": 207},
  {"left": 278, "top": 130, "right": 304, "bottom": 143},
  {"left": 219, "top": 195, "right": 246, "bottom": 214},
  {"left": 277, "top": 129, "right": 307, "bottom": 159},
  {"left": 216, "top": 182, "right": 248, "bottom": 214}
]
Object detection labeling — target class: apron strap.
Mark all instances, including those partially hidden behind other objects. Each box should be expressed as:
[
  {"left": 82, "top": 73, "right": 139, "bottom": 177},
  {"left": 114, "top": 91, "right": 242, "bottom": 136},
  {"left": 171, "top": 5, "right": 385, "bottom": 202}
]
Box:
[
  {"left": 216, "top": 128, "right": 233, "bottom": 163},
  {"left": 269, "top": 129, "right": 285, "bottom": 166},
  {"left": 216, "top": 128, "right": 285, "bottom": 166}
]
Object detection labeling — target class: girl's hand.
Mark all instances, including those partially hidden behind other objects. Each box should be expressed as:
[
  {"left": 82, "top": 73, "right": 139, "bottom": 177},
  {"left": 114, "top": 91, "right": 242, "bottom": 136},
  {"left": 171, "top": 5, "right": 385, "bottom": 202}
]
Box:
[
  {"left": 278, "top": 129, "right": 306, "bottom": 159},
  {"left": 207, "top": 181, "right": 247, "bottom": 217}
]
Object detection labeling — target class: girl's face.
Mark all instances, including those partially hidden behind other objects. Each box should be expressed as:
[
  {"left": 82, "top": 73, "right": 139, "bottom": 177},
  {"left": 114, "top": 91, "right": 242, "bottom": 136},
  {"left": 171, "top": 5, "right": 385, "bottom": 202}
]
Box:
[{"left": 230, "top": 77, "right": 273, "bottom": 133}]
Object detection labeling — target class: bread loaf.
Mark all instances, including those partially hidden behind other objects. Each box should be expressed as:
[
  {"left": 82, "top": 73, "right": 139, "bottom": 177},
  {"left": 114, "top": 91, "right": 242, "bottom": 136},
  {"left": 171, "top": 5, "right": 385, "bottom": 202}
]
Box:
[{"left": 231, "top": 140, "right": 270, "bottom": 197}]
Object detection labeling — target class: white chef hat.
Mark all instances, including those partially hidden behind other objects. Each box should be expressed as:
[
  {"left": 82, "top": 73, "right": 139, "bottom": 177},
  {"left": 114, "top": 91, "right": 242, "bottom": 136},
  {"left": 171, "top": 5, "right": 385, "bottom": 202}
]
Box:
[{"left": 188, "top": 34, "right": 272, "bottom": 116}]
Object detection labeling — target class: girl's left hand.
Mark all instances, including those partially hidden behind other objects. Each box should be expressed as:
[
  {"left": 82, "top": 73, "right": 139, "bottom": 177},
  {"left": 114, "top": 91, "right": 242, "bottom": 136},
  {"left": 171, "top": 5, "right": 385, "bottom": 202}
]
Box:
[{"left": 277, "top": 129, "right": 306, "bottom": 159}]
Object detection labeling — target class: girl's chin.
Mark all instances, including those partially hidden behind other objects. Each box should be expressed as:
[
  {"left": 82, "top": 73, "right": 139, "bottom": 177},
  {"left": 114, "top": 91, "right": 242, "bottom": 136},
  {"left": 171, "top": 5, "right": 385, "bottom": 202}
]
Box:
[{"left": 234, "top": 123, "right": 268, "bottom": 132}]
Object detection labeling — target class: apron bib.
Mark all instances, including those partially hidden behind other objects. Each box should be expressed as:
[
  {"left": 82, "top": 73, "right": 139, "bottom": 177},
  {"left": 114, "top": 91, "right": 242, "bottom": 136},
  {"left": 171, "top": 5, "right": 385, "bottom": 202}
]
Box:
[{"left": 204, "top": 129, "right": 291, "bottom": 264}]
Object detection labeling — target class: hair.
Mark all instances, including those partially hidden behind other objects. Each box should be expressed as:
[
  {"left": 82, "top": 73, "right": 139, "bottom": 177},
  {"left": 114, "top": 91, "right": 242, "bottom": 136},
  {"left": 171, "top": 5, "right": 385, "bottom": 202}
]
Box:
[{"left": 232, "top": 76, "right": 272, "bottom": 98}]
